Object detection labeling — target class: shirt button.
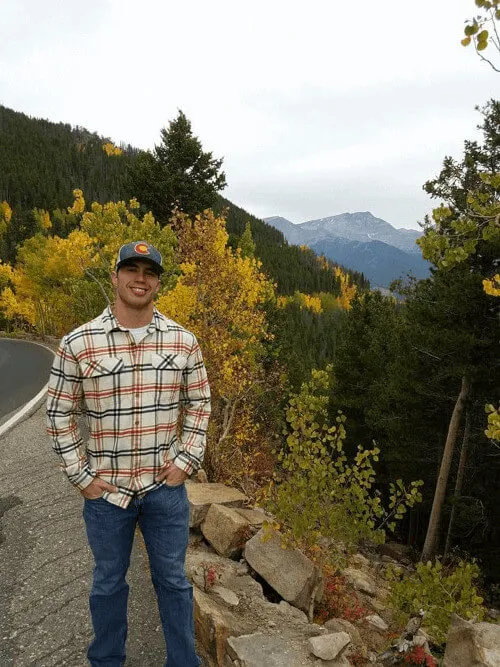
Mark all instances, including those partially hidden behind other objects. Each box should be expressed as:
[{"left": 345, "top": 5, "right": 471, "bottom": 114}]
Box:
[
  {"left": 135, "top": 393, "right": 140, "bottom": 398},
  {"left": 135, "top": 420, "right": 139, "bottom": 425}
]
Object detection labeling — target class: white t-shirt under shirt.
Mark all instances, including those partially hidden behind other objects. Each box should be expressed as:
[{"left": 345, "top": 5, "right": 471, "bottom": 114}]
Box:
[{"left": 128, "top": 325, "right": 149, "bottom": 344}]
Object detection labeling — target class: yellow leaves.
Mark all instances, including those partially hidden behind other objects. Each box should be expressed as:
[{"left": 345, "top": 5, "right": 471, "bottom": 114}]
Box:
[
  {"left": 1, "top": 190, "right": 176, "bottom": 336},
  {"left": 158, "top": 212, "right": 273, "bottom": 400},
  {"left": 157, "top": 282, "right": 197, "bottom": 324},
  {"left": 482, "top": 273, "right": 500, "bottom": 296},
  {"left": 277, "top": 291, "right": 323, "bottom": 313},
  {"left": 78, "top": 195, "right": 176, "bottom": 273},
  {"left": 334, "top": 266, "right": 357, "bottom": 310},
  {"left": 0, "top": 201, "right": 12, "bottom": 224},
  {"left": 0, "top": 285, "right": 36, "bottom": 326},
  {"left": 0, "top": 261, "right": 14, "bottom": 288},
  {"left": 68, "top": 189, "right": 85, "bottom": 214},
  {"left": 42, "top": 231, "right": 95, "bottom": 280},
  {"left": 157, "top": 208, "right": 277, "bottom": 488},
  {"left": 102, "top": 142, "right": 122, "bottom": 157},
  {"left": 0, "top": 201, "right": 12, "bottom": 240},
  {"left": 33, "top": 209, "right": 52, "bottom": 232},
  {"left": 485, "top": 404, "right": 500, "bottom": 440}
]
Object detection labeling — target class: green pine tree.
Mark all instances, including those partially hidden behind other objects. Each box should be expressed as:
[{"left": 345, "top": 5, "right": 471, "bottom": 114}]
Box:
[{"left": 128, "top": 110, "right": 226, "bottom": 221}]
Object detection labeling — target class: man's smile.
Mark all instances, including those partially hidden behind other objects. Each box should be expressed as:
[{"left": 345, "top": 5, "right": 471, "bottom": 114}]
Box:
[{"left": 129, "top": 286, "right": 148, "bottom": 296}]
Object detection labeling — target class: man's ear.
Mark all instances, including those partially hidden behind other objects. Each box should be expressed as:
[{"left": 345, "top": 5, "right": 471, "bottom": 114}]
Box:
[{"left": 111, "top": 271, "right": 118, "bottom": 287}]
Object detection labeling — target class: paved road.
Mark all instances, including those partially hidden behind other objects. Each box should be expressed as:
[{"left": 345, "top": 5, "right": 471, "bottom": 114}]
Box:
[{"left": 0, "top": 340, "right": 54, "bottom": 420}]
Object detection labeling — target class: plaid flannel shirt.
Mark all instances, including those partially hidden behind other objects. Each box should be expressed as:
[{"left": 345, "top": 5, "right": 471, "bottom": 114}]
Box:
[{"left": 47, "top": 306, "right": 211, "bottom": 508}]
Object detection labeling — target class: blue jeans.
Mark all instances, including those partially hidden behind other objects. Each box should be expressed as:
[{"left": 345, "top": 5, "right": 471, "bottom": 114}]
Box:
[{"left": 83, "top": 484, "right": 200, "bottom": 667}]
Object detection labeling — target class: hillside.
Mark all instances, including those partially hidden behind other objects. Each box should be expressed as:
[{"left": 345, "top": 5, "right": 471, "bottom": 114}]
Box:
[
  {"left": 0, "top": 104, "right": 137, "bottom": 211},
  {"left": 0, "top": 104, "right": 368, "bottom": 295}
]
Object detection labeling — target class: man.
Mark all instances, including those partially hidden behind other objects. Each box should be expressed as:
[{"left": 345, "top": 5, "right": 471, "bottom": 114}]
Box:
[{"left": 47, "top": 241, "right": 211, "bottom": 667}]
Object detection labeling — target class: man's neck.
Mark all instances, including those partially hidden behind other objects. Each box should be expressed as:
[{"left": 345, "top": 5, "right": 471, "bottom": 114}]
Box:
[{"left": 112, "top": 303, "right": 154, "bottom": 329}]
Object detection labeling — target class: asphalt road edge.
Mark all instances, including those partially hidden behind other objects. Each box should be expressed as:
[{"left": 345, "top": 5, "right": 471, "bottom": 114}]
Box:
[{"left": 0, "top": 339, "right": 55, "bottom": 438}]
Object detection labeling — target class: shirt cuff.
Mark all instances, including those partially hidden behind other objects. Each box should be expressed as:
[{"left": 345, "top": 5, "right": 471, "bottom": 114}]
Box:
[
  {"left": 172, "top": 453, "right": 199, "bottom": 477},
  {"left": 68, "top": 467, "right": 96, "bottom": 491}
]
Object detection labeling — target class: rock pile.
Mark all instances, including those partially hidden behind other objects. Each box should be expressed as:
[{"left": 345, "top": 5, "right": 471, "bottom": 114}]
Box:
[{"left": 185, "top": 480, "right": 500, "bottom": 667}]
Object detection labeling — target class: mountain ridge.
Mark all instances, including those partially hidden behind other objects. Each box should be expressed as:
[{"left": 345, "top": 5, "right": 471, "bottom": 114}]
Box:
[{"left": 264, "top": 212, "right": 429, "bottom": 287}]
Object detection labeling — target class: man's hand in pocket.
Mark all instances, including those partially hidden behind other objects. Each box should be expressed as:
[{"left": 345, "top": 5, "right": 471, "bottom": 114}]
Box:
[{"left": 81, "top": 478, "right": 119, "bottom": 499}]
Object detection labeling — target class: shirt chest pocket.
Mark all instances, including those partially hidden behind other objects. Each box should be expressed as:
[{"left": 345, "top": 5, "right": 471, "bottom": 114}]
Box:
[
  {"left": 151, "top": 353, "right": 188, "bottom": 397},
  {"left": 81, "top": 356, "right": 124, "bottom": 398}
]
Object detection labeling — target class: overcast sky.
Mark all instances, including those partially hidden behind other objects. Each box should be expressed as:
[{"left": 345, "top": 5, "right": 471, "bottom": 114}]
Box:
[{"left": 0, "top": 0, "right": 497, "bottom": 229}]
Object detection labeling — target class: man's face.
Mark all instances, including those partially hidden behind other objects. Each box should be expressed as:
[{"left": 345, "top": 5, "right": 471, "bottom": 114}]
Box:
[{"left": 111, "top": 259, "right": 161, "bottom": 310}]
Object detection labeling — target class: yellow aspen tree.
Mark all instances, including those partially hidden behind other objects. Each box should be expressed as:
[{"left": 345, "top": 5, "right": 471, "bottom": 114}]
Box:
[
  {"left": 334, "top": 266, "right": 357, "bottom": 310},
  {"left": 0, "top": 191, "right": 177, "bottom": 336},
  {"left": 102, "top": 142, "right": 123, "bottom": 156},
  {"left": 277, "top": 291, "right": 323, "bottom": 313},
  {"left": 0, "top": 201, "right": 12, "bottom": 247},
  {"left": 157, "top": 209, "right": 278, "bottom": 491}
]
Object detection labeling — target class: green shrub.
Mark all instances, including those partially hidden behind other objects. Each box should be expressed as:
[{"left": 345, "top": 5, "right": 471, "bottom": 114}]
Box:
[
  {"left": 264, "top": 367, "right": 422, "bottom": 563},
  {"left": 387, "top": 559, "right": 486, "bottom": 646}
]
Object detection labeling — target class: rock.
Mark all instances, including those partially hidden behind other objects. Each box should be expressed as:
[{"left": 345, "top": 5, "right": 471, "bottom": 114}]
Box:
[
  {"left": 186, "top": 482, "right": 248, "bottom": 527},
  {"left": 365, "top": 614, "right": 389, "bottom": 631},
  {"left": 235, "top": 507, "right": 267, "bottom": 526},
  {"left": 324, "top": 618, "right": 364, "bottom": 653},
  {"left": 370, "top": 598, "right": 389, "bottom": 613},
  {"left": 244, "top": 528, "right": 322, "bottom": 613},
  {"left": 193, "top": 468, "right": 209, "bottom": 483},
  {"left": 279, "top": 600, "right": 308, "bottom": 623},
  {"left": 194, "top": 588, "right": 249, "bottom": 666},
  {"left": 188, "top": 527, "right": 205, "bottom": 548},
  {"left": 376, "top": 541, "right": 412, "bottom": 564},
  {"left": 349, "top": 553, "right": 371, "bottom": 569},
  {"left": 444, "top": 614, "right": 500, "bottom": 667},
  {"left": 308, "top": 632, "right": 350, "bottom": 660},
  {"left": 202, "top": 504, "right": 251, "bottom": 558},
  {"left": 186, "top": 550, "right": 266, "bottom": 602},
  {"left": 227, "top": 633, "right": 313, "bottom": 666},
  {"left": 212, "top": 585, "right": 240, "bottom": 607},
  {"left": 314, "top": 658, "right": 350, "bottom": 667},
  {"left": 343, "top": 568, "right": 377, "bottom": 596}
]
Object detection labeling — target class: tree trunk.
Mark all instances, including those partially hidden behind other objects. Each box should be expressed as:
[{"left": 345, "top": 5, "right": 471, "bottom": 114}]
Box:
[
  {"left": 421, "top": 376, "right": 470, "bottom": 562},
  {"left": 444, "top": 408, "right": 471, "bottom": 558}
]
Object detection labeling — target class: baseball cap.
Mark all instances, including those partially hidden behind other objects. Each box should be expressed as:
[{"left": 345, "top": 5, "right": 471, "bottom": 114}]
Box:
[{"left": 115, "top": 241, "right": 164, "bottom": 275}]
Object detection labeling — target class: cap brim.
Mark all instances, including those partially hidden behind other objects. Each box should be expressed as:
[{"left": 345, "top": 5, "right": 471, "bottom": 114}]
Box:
[{"left": 116, "top": 257, "right": 164, "bottom": 274}]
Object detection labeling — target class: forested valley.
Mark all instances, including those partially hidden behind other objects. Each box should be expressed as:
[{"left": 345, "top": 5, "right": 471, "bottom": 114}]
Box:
[{"left": 0, "top": 97, "right": 498, "bottom": 656}]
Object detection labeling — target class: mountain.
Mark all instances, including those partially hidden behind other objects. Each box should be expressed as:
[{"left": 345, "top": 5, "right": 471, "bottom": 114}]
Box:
[
  {"left": 309, "top": 237, "right": 429, "bottom": 288},
  {"left": 264, "top": 212, "right": 429, "bottom": 287}
]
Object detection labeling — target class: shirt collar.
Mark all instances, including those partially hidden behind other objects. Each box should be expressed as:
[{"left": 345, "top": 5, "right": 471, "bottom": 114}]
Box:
[{"left": 100, "top": 306, "right": 169, "bottom": 334}]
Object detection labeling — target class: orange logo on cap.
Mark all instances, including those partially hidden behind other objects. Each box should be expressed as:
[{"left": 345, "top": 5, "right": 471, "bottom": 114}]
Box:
[{"left": 134, "top": 243, "right": 150, "bottom": 255}]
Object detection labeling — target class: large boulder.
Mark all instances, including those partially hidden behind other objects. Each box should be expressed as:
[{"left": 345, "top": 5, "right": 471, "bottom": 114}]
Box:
[
  {"left": 244, "top": 529, "right": 322, "bottom": 613},
  {"left": 186, "top": 481, "right": 248, "bottom": 527},
  {"left": 308, "top": 631, "right": 350, "bottom": 661},
  {"left": 201, "top": 504, "right": 251, "bottom": 558},
  {"left": 324, "top": 618, "right": 366, "bottom": 657},
  {"left": 444, "top": 614, "right": 500, "bottom": 667},
  {"left": 227, "top": 633, "right": 318, "bottom": 667}
]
